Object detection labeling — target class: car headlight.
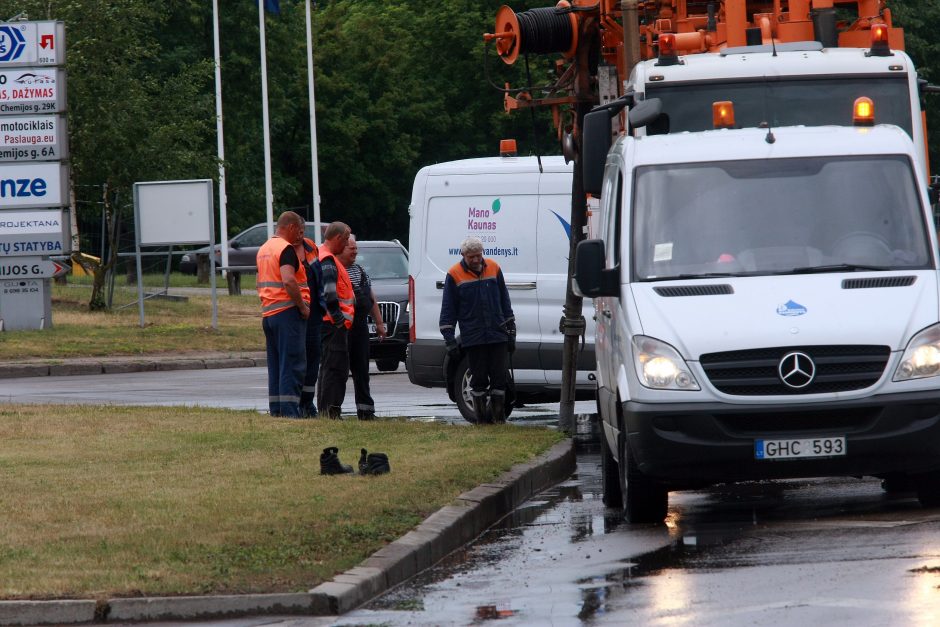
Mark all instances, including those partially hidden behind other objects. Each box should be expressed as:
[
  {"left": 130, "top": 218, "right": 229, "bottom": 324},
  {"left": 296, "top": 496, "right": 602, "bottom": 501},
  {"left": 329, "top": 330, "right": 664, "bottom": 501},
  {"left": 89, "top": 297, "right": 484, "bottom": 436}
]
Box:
[
  {"left": 894, "top": 323, "right": 940, "bottom": 381},
  {"left": 632, "top": 335, "right": 700, "bottom": 390}
]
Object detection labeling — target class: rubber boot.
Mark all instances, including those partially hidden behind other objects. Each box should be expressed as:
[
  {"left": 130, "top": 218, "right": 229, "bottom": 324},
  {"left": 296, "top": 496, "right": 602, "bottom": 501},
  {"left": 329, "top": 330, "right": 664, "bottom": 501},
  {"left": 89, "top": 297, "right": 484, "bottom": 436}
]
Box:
[
  {"left": 489, "top": 390, "right": 506, "bottom": 424},
  {"left": 471, "top": 392, "right": 490, "bottom": 424},
  {"left": 320, "top": 447, "right": 353, "bottom": 475}
]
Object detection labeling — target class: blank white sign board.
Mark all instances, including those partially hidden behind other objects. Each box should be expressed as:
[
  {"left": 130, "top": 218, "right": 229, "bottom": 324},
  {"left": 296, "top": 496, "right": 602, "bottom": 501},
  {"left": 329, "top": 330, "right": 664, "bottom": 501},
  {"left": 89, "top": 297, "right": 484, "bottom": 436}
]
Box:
[{"left": 134, "top": 179, "right": 213, "bottom": 246}]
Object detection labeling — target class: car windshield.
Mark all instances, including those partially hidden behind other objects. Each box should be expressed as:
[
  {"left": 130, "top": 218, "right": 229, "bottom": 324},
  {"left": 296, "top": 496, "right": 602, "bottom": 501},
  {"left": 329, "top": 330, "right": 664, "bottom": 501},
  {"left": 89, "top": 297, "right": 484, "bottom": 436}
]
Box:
[
  {"left": 357, "top": 246, "right": 409, "bottom": 279},
  {"left": 632, "top": 155, "right": 932, "bottom": 280},
  {"left": 646, "top": 76, "right": 914, "bottom": 136}
]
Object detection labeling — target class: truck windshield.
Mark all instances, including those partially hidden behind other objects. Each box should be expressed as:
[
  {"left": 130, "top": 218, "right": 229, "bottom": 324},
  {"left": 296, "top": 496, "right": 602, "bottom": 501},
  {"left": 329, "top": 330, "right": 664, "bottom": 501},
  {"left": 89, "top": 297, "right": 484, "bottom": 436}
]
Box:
[
  {"left": 633, "top": 155, "right": 931, "bottom": 280},
  {"left": 646, "top": 76, "right": 913, "bottom": 136}
]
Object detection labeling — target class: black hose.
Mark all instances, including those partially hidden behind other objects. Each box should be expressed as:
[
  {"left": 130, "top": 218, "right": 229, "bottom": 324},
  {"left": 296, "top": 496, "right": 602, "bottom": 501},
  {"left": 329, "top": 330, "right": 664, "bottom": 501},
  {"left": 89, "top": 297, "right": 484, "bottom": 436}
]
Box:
[{"left": 515, "top": 7, "right": 573, "bottom": 56}]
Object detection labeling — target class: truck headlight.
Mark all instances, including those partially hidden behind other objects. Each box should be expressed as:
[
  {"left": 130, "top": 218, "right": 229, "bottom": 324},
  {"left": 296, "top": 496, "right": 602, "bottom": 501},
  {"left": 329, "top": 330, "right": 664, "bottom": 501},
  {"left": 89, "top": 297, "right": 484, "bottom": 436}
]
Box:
[
  {"left": 895, "top": 324, "right": 940, "bottom": 381},
  {"left": 632, "top": 335, "right": 700, "bottom": 390}
]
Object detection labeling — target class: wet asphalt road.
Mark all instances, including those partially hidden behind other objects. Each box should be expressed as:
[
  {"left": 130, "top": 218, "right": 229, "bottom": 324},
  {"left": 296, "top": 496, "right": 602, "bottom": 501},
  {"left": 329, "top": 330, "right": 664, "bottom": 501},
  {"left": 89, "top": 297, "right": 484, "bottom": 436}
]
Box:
[
  {"left": 2, "top": 370, "right": 939, "bottom": 624},
  {"left": 336, "top": 429, "right": 940, "bottom": 626}
]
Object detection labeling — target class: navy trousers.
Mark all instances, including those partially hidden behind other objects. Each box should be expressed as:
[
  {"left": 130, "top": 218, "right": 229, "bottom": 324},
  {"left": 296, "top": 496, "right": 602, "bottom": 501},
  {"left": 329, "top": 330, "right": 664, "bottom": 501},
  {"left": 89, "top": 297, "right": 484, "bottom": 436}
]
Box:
[
  {"left": 262, "top": 307, "right": 307, "bottom": 417},
  {"left": 300, "top": 320, "right": 322, "bottom": 416}
]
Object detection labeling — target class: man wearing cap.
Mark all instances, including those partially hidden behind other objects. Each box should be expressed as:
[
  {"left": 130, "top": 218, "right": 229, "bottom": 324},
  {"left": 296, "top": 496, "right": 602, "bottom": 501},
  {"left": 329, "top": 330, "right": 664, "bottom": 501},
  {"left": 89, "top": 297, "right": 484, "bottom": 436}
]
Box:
[{"left": 256, "top": 211, "right": 310, "bottom": 417}]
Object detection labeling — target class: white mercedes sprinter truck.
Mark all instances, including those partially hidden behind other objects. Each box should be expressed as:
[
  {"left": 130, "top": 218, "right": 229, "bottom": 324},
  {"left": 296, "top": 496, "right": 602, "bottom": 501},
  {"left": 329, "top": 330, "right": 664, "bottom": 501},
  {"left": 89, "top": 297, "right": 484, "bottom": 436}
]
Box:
[
  {"left": 576, "top": 116, "right": 940, "bottom": 522},
  {"left": 406, "top": 155, "right": 596, "bottom": 421}
]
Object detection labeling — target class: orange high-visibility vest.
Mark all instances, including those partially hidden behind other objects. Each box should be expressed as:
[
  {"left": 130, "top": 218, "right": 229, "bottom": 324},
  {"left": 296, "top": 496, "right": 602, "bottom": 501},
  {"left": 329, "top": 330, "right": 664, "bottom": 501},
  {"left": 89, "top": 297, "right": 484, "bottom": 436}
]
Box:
[
  {"left": 257, "top": 236, "right": 309, "bottom": 318},
  {"left": 319, "top": 247, "right": 354, "bottom": 329}
]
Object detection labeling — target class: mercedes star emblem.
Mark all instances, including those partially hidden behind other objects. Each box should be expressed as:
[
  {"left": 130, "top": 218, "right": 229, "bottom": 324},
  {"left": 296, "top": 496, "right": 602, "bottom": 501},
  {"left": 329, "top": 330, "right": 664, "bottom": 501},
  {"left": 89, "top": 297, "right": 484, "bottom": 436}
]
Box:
[{"left": 778, "top": 351, "right": 815, "bottom": 389}]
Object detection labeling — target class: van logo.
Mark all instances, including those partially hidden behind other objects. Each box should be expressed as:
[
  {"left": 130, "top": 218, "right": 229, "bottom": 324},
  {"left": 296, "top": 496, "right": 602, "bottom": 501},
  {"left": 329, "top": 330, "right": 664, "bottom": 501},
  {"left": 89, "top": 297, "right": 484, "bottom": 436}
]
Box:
[
  {"left": 776, "top": 300, "right": 807, "bottom": 317},
  {"left": 491, "top": 198, "right": 501, "bottom": 213},
  {"left": 778, "top": 351, "right": 815, "bottom": 389}
]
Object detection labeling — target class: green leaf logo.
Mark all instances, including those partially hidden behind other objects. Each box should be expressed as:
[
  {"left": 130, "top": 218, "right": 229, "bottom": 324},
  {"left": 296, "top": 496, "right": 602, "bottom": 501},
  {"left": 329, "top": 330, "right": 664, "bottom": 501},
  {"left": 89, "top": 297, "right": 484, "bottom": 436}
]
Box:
[{"left": 492, "top": 198, "right": 501, "bottom": 214}]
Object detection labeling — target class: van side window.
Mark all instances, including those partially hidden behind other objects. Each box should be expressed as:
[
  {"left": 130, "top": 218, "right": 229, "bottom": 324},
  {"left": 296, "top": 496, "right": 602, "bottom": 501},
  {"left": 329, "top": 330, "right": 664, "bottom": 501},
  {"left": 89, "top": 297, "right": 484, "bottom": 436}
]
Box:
[{"left": 605, "top": 172, "right": 624, "bottom": 268}]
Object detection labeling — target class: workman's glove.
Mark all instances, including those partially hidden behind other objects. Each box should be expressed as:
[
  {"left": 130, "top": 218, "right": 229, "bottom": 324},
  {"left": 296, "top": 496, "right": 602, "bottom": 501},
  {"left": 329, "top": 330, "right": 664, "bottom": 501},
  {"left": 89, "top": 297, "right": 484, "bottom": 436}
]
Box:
[
  {"left": 445, "top": 340, "right": 460, "bottom": 360},
  {"left": 505, "top": 320, "right": 516, "bottom": 355},
  {"left": 334, "top": 318, "right": 346, "bottom": 330}
]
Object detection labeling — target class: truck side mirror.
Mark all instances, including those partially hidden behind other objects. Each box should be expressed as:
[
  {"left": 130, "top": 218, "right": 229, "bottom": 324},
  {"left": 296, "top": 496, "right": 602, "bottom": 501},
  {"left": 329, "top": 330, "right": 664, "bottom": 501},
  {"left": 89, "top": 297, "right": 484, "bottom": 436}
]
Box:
[
  {"left": 574, "top": 239, "right": 619, "bottom": 298},
  {"left": 582, "top": 110, "right": 613, "bottom": 196},
  {"left": 628, "top": 98, "right": 663, "bottom": 128}
]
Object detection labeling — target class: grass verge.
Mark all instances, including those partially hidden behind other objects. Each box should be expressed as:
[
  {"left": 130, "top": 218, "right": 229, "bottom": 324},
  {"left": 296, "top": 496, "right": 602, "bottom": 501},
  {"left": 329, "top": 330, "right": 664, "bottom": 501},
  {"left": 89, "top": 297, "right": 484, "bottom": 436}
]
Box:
[
  {"left": 0, "top": 404, "right": 563, "bottom": 599},
  {"left": 0, "top": 277, "right": 262, "bottom": 360}
]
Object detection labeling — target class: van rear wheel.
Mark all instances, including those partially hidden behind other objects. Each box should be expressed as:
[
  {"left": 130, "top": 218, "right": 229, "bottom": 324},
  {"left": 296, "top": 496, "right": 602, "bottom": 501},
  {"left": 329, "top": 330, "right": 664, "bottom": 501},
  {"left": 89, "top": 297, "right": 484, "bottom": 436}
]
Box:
[
  {"left": 618, "top": 431, "right": 667, "bottom": 523},
  {"left": 454, "top": 357, "right": 514, "bottom": 424}
]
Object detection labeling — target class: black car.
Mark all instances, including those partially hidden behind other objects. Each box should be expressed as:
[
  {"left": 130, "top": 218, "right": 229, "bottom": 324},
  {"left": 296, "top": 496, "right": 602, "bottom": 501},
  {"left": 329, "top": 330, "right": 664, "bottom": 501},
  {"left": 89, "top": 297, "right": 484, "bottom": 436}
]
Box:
[
  {"left": 356, "top": 240, "right": 409, "bottom": 372},
  {"left": 179, "top": 222, "right": 325, "bottom": 275}
]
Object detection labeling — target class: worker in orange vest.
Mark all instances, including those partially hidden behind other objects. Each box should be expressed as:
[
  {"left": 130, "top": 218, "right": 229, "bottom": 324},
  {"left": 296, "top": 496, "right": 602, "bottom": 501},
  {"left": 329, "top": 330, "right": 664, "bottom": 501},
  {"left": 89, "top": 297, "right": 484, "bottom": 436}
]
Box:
[
  {"left": 256, "top": 211, "right": 310, "bottom": 417},
  {"left": 316, "top": 221, "right": 354, "bottom": 419}
]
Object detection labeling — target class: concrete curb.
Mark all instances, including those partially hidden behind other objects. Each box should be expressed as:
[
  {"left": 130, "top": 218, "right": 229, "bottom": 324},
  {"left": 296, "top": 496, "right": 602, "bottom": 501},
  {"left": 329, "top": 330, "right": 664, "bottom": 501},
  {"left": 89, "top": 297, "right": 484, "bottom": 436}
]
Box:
[
  {"left": 0, "top": 353, "right": 267, "bottom": 379},
  {"left": 0, "top": 439, "right": 574, "bottom": 625},
  {"left": 309, "top": 438, "right": 575, "bottom": 615}
]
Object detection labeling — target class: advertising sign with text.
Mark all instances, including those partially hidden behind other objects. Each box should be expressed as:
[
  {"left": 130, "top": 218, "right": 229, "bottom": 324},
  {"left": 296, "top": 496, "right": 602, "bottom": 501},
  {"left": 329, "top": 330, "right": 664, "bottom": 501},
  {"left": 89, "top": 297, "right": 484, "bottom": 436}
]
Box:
[
  {"left": 0, "top": 115, "right": 66, "bottom": 161},
  {"left": 0, "top": 208, "right": 67, "bottom": 256},
  {"left": 0, "top": 68, "right": 65, "bottom": 115},
  {"left": 0, "top": 161, "right": 68, "bottom": 209}
]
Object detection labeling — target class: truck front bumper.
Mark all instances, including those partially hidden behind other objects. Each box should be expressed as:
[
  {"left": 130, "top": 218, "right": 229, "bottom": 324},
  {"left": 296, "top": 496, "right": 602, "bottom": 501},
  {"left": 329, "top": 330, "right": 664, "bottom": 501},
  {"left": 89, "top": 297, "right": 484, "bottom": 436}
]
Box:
[{"left": 623, "top": 389, "right": 940, "bottom": 485}]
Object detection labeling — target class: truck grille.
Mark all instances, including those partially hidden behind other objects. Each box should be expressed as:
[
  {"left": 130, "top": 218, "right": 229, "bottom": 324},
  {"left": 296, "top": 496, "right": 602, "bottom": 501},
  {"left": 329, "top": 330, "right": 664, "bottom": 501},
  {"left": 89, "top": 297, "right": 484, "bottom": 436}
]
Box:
[
  {"left": 699, "top": 345, "right": 891, "bottom": 396},
  {"left": 369, "top": 302, "right": 400, "bottom": 336}
]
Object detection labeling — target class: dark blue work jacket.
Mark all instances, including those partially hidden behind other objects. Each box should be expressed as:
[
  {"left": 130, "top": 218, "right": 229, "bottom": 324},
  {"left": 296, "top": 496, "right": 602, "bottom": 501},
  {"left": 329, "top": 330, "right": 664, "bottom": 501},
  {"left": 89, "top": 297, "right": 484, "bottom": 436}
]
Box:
[{"left": 439, "top": 258, "right": 514, "bottom": 348}]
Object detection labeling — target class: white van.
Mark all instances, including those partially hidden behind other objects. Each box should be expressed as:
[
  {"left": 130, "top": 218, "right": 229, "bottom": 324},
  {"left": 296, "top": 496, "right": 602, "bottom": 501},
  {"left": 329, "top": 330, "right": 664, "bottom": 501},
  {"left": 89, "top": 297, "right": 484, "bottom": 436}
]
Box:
[
  {"left": 576, "top": 112, "right": 940, "bottom": 522},
  {"left": 406, "top": 155, "right": 596, "bottom": 420}
]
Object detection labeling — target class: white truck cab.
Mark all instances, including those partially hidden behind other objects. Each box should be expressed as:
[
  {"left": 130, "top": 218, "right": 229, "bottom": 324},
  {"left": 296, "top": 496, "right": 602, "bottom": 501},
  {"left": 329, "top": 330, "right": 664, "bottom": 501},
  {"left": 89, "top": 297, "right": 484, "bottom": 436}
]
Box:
[
  {"left": 629, "top": 42, "right": 930, "bottom": 180},
  {"left": 406, "top": 155, "right": 596, "bottom": 422},
  {"left": 577, "top": 120, "right": 940, "bottom": 522}
]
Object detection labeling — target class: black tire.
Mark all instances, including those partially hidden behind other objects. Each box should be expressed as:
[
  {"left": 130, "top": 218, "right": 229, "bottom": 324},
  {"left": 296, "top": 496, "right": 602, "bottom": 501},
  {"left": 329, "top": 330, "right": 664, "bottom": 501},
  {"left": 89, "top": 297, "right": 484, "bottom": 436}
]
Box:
[
  {"left": 375, "top": 358, "right": 399, "bottom": 372},
  {"left": 618, "top": 430, "right": 668, "bottom": 523},
  {"left": 600, "top": 429, "right": 623, "bottom": 508},
  {"left": 453, "top": 357, "right": 514, "bottom": 424},
  {"left": 915, "top": 472, "right": 940, "bottom": 508}
]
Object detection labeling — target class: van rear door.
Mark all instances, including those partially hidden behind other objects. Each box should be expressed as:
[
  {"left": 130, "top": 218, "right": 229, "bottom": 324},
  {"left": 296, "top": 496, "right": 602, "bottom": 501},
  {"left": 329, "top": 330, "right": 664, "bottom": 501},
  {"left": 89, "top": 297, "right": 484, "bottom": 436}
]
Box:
[{"left": 537, "top": 169, "right": 597, "bottom": 383}]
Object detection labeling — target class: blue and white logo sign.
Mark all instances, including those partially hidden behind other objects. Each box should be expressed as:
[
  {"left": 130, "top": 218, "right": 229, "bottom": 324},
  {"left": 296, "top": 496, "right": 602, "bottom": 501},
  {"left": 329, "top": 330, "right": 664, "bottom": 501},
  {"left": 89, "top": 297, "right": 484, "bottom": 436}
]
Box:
[
  {"left": 0, "top": 22, "right": 63, "bottom": 67},
  {"left": 0, "top": 26, "right": 26, "bottom": 63},
  {"left": 776, "top": 300, "right": 808, "bottom": 317}
]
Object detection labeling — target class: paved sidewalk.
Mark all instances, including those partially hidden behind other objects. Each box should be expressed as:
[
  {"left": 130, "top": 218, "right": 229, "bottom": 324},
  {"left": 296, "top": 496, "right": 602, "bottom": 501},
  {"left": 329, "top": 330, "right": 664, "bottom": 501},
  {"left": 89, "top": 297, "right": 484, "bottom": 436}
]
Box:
[{"left": 0, "top": 351, "right": 267, "bottom": 379}]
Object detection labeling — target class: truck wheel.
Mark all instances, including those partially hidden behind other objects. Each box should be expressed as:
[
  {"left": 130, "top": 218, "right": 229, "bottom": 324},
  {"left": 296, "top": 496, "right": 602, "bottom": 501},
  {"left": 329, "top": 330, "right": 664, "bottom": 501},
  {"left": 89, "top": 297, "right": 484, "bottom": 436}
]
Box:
[
  {"left": 453, "top": 357, "right": 514, "bottom": 424},
  {"left": 376, "top": 358, "right": 399, "bottom": 372},
  {"left": 600, "top": 428, "right": 623, "bottom": 508},
  {"left": 915, "top": 472, "right": 940, "bottom": 508},
  {"left": 618, "top": 431, "right": 667, "bottom": 523}
]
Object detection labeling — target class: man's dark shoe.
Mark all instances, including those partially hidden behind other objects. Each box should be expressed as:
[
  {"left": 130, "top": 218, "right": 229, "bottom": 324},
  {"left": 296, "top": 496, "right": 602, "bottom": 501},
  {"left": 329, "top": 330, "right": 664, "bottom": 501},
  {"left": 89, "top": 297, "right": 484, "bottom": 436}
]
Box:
[
  {"left": 360, "top": 451, "right": 391, "bottom": 475},
  {"left": 489, "top": 391, "right": 506, "bottom": 424},
  {"left": 320, "top": 447, "right": 354, "bottom": 475},
  {"left": 471, "top": 393, "right": 490, "bottom": 424},
  {"left": 357, "top": 410, "right": 376, "bottom": 421}
]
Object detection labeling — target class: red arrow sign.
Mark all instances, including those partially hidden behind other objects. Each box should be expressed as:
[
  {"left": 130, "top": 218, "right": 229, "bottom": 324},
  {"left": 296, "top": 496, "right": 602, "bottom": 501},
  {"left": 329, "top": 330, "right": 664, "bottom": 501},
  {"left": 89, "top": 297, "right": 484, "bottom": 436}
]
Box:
[
  {"left": 40, "top": 34, "right": 54, "bottom": 49},
  {"left": 51, "top": 260, "right": 68, "bottom": 278}
]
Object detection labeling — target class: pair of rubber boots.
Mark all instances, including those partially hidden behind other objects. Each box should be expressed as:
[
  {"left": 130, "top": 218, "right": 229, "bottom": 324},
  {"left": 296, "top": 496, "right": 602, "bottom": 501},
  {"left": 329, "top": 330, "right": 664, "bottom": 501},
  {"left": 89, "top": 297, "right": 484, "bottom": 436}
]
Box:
[
  {"left": 471, "top": 391, "right": 506, "bottom": 425},
  {"left": 319, "top": 446, "right": 390, "bottom": 476}
]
